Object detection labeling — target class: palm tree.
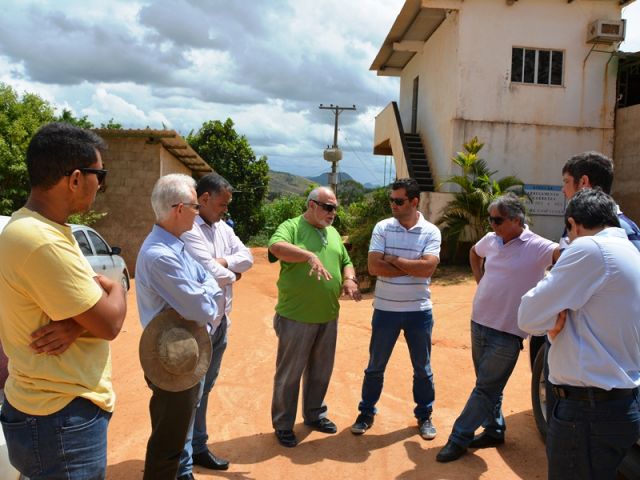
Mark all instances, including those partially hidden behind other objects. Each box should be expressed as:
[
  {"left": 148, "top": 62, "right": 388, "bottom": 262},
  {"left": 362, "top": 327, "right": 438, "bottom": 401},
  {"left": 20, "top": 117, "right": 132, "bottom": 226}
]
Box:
[{"left": 437, "top": 137, "right": 525, "bottom": 253}]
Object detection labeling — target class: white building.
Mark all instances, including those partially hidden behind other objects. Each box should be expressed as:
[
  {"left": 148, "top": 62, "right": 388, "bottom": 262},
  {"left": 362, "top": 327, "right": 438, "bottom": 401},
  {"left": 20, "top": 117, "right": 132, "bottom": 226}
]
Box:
[{"left": 372, "top": 0, "right": 634, "bottom": 239}]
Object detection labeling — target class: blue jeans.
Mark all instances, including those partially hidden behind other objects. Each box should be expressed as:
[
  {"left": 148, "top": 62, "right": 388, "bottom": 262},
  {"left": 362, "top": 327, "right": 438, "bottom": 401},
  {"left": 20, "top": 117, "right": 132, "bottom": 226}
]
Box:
[
  {"left": 547, "top": 390, "right": 640, "bottom": 479},
  {"left": 1, "top": 397, "right": 111, "bottom": 480},
  {"left": 358, "top": 309, "right": 435, "bottom": 419},
  {"left": 179, "top": 319, "right": 228, "bottom": 476},
  {"left": 449, "top": 321, "right": 521, "bottom": 447}
]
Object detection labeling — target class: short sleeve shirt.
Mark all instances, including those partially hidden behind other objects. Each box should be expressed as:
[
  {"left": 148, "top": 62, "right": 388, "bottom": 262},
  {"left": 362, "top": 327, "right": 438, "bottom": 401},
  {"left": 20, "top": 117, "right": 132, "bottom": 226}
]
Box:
[
  {"left": 369, "top": 214, "right": 441, "bottom": 312},
  {"left": 268, "top": 216, "right": 352, "bottom": 323},
  {"left": 473, "top": 226, "right": 557, "bottom": 338},
  {"left": 0, "top": 208, "right": 111, "bottom": 415}
]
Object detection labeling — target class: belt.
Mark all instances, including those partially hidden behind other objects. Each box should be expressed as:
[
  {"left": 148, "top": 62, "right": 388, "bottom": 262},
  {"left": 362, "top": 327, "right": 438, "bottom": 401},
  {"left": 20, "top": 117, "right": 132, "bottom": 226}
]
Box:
[{"left": 552, "top": 385, "right": 638, "bottom": 402}]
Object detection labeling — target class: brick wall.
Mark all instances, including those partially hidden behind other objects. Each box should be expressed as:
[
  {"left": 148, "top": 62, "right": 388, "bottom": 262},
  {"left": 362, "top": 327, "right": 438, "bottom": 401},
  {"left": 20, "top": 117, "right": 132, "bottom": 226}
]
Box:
[
  {"left": 612, "top": 105, "right": 640, "bottom": 224},
  {"left": 92, "top": 137, "right": 191, "bottom": 275}
]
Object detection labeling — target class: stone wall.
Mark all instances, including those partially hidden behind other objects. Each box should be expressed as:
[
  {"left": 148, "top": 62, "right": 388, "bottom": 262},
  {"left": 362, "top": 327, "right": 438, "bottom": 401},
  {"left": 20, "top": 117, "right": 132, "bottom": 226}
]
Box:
[{"left": 612, "top": 104, "right": 640, "bottom": 223}]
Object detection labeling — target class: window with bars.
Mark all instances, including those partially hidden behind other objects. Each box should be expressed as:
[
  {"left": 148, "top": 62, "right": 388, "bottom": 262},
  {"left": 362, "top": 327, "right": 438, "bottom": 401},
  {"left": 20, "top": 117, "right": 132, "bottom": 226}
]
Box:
[{"left": 511, "top": 47, "right": 563, "bottom": 86}]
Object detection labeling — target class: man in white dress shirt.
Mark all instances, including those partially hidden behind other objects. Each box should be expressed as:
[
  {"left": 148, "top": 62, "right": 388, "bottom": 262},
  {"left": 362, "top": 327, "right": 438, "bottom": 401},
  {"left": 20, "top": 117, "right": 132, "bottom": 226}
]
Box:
[
  {"left": 179, "top": 173, "right": 254, "bottom": 476},
  {"left": 519, "top": 189, "right": 640, "bottom": 480}
]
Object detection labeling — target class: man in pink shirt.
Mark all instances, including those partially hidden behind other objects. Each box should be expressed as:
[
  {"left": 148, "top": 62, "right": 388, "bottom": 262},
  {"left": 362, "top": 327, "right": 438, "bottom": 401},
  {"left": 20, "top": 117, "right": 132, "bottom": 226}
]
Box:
[{"left": 437, "top": 193, "right": 559, "bottom": 462}]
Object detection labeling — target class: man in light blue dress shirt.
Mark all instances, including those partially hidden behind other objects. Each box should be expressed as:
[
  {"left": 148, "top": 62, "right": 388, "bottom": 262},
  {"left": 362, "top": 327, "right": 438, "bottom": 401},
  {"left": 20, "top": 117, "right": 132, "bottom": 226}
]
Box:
[
  {"left": 519, "top": 189, "right": 640, "bottom": 480},
  {"left": 136, "top": 174, "right": 222, "bottom": 480}
]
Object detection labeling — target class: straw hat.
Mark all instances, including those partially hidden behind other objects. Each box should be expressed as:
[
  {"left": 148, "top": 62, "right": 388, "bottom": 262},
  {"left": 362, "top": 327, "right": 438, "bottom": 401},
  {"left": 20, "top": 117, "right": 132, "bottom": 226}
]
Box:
[{"left": 139, "top": 309, "right": 211, "bottom": 392}]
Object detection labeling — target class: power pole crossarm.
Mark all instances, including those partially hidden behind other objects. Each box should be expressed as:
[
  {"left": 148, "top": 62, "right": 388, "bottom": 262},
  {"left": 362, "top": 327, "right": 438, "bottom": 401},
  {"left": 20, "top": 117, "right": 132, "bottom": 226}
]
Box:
[{"left": 319, "top": 104, "right": 356, "bottom": 148}]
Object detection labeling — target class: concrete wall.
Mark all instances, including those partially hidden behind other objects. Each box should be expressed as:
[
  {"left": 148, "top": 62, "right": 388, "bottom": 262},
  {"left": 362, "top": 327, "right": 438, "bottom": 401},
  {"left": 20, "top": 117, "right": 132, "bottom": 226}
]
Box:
[
  {"left": 399, "top": 10, "right": 460, "bottom": 184},
  {"left": 92, "top": 138, "right": 190, "bottom": 274},
  {"left": 392, "top": 0, "right": 624, "bottom": 239},
  {"left": 612, "top": 104, "right": 640, "bottom": 223}
]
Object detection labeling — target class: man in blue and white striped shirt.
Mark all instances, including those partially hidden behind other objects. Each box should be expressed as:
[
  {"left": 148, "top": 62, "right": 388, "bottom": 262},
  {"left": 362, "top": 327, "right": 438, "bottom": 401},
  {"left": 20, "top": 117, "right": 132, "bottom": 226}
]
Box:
[{"left": 350, "top": 178, "right": 441, "bottom": 440}]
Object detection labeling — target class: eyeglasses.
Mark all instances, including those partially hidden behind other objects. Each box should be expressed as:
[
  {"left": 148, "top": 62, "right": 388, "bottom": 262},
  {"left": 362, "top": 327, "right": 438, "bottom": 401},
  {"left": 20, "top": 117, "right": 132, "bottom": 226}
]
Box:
[
  {"left": 389, "top": 197, "right": 408, "bottom": 206},
  {"left": 171, "top": 202, "right": 201, "bottom": 211},
  {"left": 311, "top": 199, "right": 337, "bottom": 213},
  {"left": 65, "top": 168, "right": 108, "bottom": 185},
  {"left": 488, "top": 216, "right": 506, "bottom": 226}
]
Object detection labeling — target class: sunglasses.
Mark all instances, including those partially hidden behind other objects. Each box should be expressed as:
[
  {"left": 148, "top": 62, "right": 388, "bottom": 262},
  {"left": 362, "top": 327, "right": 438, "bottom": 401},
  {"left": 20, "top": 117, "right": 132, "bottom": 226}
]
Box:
[
  {"left": 172, "top": 202, "right": 201, "bottom": 211},
  {"left": 65, "top": 167, "right": 108, "bottom": 186},
  {"left": 488, "top": 216, "right": 506, "bottom": 226},
  {"left": 389, "top": 197, "right": 408, "bottom": 206},
  {"left": 311, "top": 199, "right": 337, "bottom": 213}
]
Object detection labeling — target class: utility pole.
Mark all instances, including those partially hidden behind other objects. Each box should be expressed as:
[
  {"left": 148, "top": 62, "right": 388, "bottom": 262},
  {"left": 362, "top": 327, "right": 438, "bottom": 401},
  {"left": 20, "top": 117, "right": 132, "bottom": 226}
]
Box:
[{"left": 319, "top": 103, "right": 356, "bottom": 193}]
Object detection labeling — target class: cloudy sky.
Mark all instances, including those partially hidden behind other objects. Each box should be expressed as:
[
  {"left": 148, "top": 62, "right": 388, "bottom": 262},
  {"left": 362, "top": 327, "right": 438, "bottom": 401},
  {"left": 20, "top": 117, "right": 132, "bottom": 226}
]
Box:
[{"left": 1, "top": 1, "right": 638, "bottom": 186}]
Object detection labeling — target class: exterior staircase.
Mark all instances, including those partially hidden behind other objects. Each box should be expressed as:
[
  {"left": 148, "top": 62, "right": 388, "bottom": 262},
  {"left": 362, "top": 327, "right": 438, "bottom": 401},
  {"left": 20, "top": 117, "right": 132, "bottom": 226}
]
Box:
[{"left": 404, "top": 133, "right": 435, "bottom": 192}]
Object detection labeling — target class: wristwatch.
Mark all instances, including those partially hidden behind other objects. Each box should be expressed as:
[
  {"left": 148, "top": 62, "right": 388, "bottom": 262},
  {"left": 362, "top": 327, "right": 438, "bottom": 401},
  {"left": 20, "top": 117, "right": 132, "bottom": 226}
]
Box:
[{"left": 343, "top": 276, "right": 359, "bottom": 285}]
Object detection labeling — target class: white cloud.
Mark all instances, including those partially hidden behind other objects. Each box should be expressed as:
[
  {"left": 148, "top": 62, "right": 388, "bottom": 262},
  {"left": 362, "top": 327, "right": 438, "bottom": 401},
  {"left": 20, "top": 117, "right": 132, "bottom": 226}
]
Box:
[
  {"left": 82, "top": 87, "right": 171, "bottom": 127},
  {"left": 622, "top": 2, "right": 640, "bottom": 52}
]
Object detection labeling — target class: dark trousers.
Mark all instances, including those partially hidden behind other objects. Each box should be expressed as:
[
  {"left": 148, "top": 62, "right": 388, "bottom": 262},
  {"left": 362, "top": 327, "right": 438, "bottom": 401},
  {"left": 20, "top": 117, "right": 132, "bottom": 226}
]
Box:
[
  {"left": 143, "top": 378, "right": 200, "bottom": 480},
  {"left": 271, "top": 314, "right": 337, "bottom": 430},
  {"left": 547, "top": 390, "right": 640, "bottom": 479}
]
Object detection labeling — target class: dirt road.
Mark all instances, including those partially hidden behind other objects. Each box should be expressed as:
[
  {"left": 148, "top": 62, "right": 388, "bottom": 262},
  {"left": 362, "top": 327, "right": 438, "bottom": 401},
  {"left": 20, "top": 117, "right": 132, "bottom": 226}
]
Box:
[{"left": 106, "top": 248, "right": 546, "bottom": 479}]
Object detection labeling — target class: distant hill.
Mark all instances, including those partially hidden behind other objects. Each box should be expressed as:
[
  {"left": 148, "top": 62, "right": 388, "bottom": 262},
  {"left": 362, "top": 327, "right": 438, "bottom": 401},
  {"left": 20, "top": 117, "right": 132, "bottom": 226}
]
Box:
[
  {"left": 268, "top": 170, "right": 313, "bottom": 199},
  {"left": 267, "top": 170, "right": 379, "bottom": 201},
  {"left": 306, "top": 172, "right": 354, "bottom": 185}
]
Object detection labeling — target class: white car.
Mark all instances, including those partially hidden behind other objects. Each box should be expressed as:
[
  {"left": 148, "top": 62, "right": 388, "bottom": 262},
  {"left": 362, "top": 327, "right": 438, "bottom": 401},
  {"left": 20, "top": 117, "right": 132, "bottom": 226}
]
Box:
[{"left": 0, "top": 215, "right": 130, "bottom": 290}]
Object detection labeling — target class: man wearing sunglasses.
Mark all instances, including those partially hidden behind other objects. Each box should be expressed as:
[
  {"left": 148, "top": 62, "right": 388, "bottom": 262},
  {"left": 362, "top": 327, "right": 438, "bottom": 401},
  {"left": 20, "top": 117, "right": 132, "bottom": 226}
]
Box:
[
  {"left": 179, "top": 173, "right": 254, "bottom": 475},
  {"left": 268, "top": 186, "right": 361, "bottom": 448},
  {"left": 437, "top": 193, "right": 560, "bottom": 462},
  {"left": 0, "top": 123, "right": 127, "bottom": 478},
  {"left": 519, "top": 189, "right": 640, "bottom": 480},
  {"left": 538, "top": 151, "right": 640, "bottom": 436},
  {"left": 350, "top": 178, "right": 441, "bottom": 441},
  {"left": 136, "top": 174, "right": 223, "bottom": 480}
]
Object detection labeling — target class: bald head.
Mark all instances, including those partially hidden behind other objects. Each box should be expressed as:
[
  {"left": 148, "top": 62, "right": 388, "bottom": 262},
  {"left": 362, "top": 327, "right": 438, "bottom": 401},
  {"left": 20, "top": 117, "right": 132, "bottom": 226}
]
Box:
[{"left": 304, "top": 186, "right": 337, "bottom": 228}]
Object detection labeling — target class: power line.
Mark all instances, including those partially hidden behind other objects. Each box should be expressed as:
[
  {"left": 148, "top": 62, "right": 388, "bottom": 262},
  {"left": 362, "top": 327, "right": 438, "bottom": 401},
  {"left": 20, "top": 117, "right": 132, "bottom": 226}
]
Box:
[{"left": 341, "top": 131, "right": 385, "bottom": 185}]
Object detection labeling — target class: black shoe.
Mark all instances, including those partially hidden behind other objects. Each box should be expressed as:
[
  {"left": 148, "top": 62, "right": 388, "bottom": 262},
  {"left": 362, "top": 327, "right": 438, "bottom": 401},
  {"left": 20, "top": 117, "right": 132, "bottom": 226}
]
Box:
[
  {"left": 177, "top": 474, "right": 195, "bottom": 480},
  {"left": 192, "top": 449, "right": 230, "bottom": 470},
  {"left": 436, "top": 440, "right": 467, "bottom": 463},
  {"left": 350, "top": 414, "right": 374, "bottom": 435},
  {"left": 275, "top": 429, "right": 298, "bottom": 447},
  {"left": 304, "top": 417, "right": 337, "bottom": 434},
  {"left": 468, "top": 431, "right": 505, "bottom": 449}
]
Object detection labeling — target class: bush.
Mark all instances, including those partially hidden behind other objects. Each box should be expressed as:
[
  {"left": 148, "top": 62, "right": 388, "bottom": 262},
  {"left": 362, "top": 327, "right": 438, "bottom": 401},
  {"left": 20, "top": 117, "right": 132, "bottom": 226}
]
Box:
[
  {"left": 344, "top": 187, "right": 391, "bottom": 284},
  {"left": 260, "top": 194, "right": 307, "bottom": 240}
]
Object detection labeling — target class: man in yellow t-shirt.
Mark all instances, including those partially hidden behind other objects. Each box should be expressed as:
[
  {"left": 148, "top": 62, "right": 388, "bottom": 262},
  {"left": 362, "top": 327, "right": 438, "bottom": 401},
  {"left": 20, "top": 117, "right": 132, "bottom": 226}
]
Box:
[{"left": 0, "top": 123, "right": 127, "bottom": 479}]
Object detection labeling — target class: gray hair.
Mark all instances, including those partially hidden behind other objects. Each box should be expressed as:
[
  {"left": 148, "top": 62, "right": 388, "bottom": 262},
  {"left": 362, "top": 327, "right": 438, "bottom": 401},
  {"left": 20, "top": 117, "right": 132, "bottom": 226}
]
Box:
[
  {"left": 151, "top": 173, "right": 196, "bottom": 222},
  {"left": 488, "top": 193, "right": 525, "bottom": 225},
  {"left": 306, "top": 186, "right": 333, "bottom": 205}
]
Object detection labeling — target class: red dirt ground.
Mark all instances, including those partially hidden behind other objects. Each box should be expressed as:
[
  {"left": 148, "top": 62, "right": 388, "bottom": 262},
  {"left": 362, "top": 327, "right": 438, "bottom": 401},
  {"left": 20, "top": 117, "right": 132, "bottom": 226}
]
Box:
[{"left": 106, "top": 248, "right": 547, "bottom": 479}]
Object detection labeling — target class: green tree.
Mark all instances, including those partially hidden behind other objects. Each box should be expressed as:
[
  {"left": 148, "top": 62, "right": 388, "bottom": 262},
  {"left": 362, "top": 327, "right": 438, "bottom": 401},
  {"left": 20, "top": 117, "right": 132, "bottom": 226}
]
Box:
[
  {"left": 436, "top": 137, "right": 525, "bottom": 255},
  {"left": 0, "top": 83, "right": 55, "bottom": 215},
  {"left": 100, "top": 118, "right": 122, "bottom": 129},
  {"left": 187, "top": 118, "right": 269, "bottom": 240},
  {"left": 337, "top": 179, "right": 366, "bottom": 206},
  {"left": 260, "top": 194, "right": 307, "bottom": 240},
  {"left": 57, "top": 108, "right": 94, "bottom": 129},
  {"left": 344, "top": 187, "right": 391, "bottom": 282}
]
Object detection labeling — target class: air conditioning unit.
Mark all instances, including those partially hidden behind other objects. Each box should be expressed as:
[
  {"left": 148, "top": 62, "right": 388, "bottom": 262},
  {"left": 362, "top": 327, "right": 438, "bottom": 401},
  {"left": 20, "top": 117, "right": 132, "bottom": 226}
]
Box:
[{"left": 587, "top": 19, "right": 626, "bottom": 44}]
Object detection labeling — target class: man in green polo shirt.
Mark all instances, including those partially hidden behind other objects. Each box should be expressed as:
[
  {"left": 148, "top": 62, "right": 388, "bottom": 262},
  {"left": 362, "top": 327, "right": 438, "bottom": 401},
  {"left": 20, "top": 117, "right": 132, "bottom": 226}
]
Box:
[{"left": 268, "top": 186, "right": 361, "bottom": 447}]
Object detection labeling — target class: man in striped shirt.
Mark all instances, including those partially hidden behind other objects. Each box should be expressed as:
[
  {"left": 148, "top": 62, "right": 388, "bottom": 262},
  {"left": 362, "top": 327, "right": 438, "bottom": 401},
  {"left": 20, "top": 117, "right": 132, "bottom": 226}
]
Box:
[{"left": 350, "top": 178, "right": 441, "bottom": 440}]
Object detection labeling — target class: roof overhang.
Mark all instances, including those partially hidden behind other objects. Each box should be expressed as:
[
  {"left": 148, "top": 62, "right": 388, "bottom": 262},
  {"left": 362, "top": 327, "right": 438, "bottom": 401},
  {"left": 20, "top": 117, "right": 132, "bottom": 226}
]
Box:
[
  {"left": 370, "top": 0, "right": 635, "bottom": 76},
  {"left": 370, "top": 0, "right": 462, "bottom": 76},
  {"left": 93, "top": 129, "right": 213, "bottom": 175}
]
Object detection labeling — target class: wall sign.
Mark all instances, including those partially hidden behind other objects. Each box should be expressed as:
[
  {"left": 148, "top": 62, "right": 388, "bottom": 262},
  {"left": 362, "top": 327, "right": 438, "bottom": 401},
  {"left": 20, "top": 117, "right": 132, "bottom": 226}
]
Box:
[{"left": 523, "top": 184, "right": 565, "bottom": 216}]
